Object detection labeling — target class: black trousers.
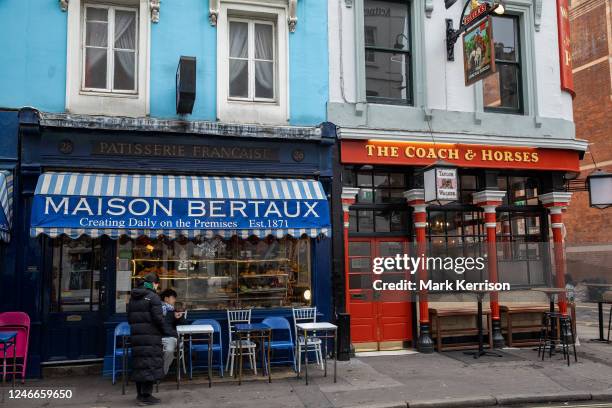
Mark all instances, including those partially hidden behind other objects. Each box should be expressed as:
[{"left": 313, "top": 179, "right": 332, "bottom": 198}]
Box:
[{"left": 136, "top": 381, "right": 154, "bottom": 397}]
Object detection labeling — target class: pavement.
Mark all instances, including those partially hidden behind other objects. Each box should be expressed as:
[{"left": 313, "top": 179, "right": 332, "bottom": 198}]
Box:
[{"left": 2, "top": 303, "right": 612, "bottom": 408}]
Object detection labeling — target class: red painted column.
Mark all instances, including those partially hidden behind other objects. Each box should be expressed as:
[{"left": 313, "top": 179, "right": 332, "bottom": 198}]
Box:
[
  {"left": 341, "top": 187, "right": 359, "bottom": 314},
  {"left": 404, "top": 189, "right": 433, "bottom": 353},
  {"left": 473, "top": 190, "right": 506, "bottom": 348},
  {"left": 540, "top": 192, "right": 572, "bottom": 316}
]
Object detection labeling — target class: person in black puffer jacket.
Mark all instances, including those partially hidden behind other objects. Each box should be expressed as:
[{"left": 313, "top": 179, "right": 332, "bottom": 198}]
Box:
[{"left": 127, "top": 273, "right": 169, "bottom": 406}]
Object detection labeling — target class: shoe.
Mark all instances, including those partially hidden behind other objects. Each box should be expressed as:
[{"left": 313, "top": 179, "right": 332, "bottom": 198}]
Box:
[{"left": 138, "top": 395, "right": 161, "bottom": 405}]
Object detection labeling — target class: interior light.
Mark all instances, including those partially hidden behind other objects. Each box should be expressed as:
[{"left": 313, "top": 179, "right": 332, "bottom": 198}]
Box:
[
  {"left": 146, "top": 244, "right": 154, "bottom": 252},
  {"left": 494, "top": 2, "right": 505, "bottom": 14},
  {"left": 303, "top": 289, "right": 312, "bottom": 301}
]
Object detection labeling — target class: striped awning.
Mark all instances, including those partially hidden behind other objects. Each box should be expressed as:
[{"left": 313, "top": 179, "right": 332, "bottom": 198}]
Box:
[
  {"left": 0, "top": 171, "right": 13, "bottom": 242},
  {"left": 30, "top": 172, "right": 330, "bottom": 239}
]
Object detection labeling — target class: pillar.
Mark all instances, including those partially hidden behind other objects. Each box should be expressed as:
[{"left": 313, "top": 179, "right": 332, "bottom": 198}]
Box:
[
  {"left": 341, "top": 187, "right": 359, "bottom": 314},
  {"left": 540, "top": 192, "right": 572, "bottom": 316},
  {"left": 404, "top": 189, "right": 434, "bottom": 353},
  {"left": 473, "top": 190, "right": 506, "bottom": 348}
]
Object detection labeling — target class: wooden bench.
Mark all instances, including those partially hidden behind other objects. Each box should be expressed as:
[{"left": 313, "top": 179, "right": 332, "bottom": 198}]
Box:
[
  {"left": 500, "top": 304, "right": 548, "bottom": 347},
  {"left": 429, "top": 307, "right": 493, "bottom": 352}
]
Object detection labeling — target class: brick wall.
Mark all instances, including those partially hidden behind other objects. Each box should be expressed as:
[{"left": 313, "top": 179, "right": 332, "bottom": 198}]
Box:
[{"left": 565, "top": 0, "right": 612, "bottom": 246}]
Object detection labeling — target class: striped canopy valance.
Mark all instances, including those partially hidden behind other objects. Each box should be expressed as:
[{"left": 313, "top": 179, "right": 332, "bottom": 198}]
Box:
[{"left": 30, "top": 172, "right": 330, "bottom": 240}]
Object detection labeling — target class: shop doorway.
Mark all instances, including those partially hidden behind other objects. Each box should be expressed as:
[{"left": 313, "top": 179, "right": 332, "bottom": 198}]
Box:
[
  {"left": 42, "top": 236, "right": 107, "bottom": 363},
  {"left": 347, "top": 237, "right": 413, "bottom": 351}
]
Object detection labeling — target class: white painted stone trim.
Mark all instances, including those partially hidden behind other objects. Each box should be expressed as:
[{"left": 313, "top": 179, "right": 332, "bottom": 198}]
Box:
[
  {"left": 403, "top": 189, "right": 425, "bottom": 203},
  {"left": 336, "top": 127, "right": 588, "bottom": 152},
  {"left": 540, "top": 192, "right": 573, "bottom": 206},
  {"left": 150, "top": 0, "right": 160, "bottom": 22},
  {"left": 473, "top": 190, "right": 507, "bottom": 205},
  {"left": 342, "top": 187, "right": 360, "bottom": 201},
  {"left": 210, "top": 0, "right": 220, "bottom": 25}
]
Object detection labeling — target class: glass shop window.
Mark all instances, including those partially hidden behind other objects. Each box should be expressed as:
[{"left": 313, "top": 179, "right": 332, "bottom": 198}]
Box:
[
  {"left": 82, "top": 4, "right": 138, "bottom": 93},
  {"left": 51, "top": 237, "right": 102, "bottom": 312},
  {"left": 497, "top": 175, "right": 539, "bottom": 206},
  {"left": 364, "top": 0, "right": 412, "bottom": 105},
  {"left": 496, "top": 211, "right": 547, "bottom": 286},
  {"left": 344, "top": 168, "right": 409, "bottom": 234},
  {"left": 426, "top": 210, "right": 486, "bottom": 284},
  {"left": 483, "top": 15, "right": 523, "bottom": 113},
  {"left": 115, "top": 235, "right": 311, "bottom": 313}
]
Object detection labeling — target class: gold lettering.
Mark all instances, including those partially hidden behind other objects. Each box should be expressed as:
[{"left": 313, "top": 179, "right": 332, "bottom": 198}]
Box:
[
  {"left": 390, "top": 146, "right": 399, "bottom": 157},
  {"left": 365, "top": 145, "right": 376, "bottom": 156},
  {"left": 438, "top": 149, "right": 447, "bottom": 159},
  {"left": 416, "top": 147, "right": 426, "bottom": 158},
  {"left": 448, "top": 149, "right": 459, "bottom": 160},
  {"left": 426, "top": 148, "right": 437, "bottom": 159},
  {"left": 504, "top": 151, "right": 513, "bottom": 162},
  {"left": 481, "top": 149, "right": 493, "bottom": 161},
  {"left": 493, "top": 151, "right": 503, "bottom": 161},
  {"left": 99, "top": 142, "right": 109, "bottom": 153},
  {"left": 376, "top": 146, "right": 390, "bottom": 157},
  {"left": 405, "top": 147, "right": 415, "bottom": 157},
  {"left": 531, "top": 152, "right": 539, "bottom": 163}
]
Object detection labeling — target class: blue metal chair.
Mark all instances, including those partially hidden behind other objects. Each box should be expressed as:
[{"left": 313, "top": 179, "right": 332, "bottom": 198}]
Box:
[
  {"left": 262, "top": 317, "right": 296, "bottom": 372},
  {"left": 112, "top": 322, "right": 130, "bottom": 385},
  {"left": 188, "top": 319, "right": 224, "bottom": 378}
]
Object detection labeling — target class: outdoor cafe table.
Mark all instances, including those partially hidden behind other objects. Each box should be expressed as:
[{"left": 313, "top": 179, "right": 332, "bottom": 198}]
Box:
[
  {"left": 0, "top": 331, "right": 17, "bottom": 388},
  {"left": 235, "top": 323, "right": 272, "bottom": 386},
  {"left": 177, "top": 324, "right": 214, "bottom": 389},
  {"left": 295, "top": 322, "right": 337, "bottom": 386},
  {"left": 583, "top": 282, "right": 612, "bottom": 343},
  {"left": 463, "top": 290, "right": 501, "bottom": 359}
]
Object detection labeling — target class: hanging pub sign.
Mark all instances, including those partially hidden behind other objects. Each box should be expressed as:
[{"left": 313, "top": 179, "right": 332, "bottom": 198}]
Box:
[
  {"left": 445, "top": 0, "right": 505, "bottom": 61},
  {"left": 424, "top": 163, "right": 458, "bottom": 205},
  {"left": 463, "top": 16, "right": 495, "bottom": 86}
]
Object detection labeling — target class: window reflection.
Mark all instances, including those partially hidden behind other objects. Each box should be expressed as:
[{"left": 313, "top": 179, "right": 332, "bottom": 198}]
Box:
[
  {"left": 115, "top": 235, "right": 312, "bottom": 312},
  {"left": 364, "top": 0, "right": 412, "bottom": 104}
]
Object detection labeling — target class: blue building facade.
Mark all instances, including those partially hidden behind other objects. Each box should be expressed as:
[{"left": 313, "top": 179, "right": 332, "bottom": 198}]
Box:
[{"left": 0, "top": 0, "right": 332, "bottom": 377}]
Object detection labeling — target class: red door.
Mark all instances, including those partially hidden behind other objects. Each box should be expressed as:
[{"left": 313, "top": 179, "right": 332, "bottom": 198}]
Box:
[{"left": 348, "top": 238, "right": 413, "bottom": 350}]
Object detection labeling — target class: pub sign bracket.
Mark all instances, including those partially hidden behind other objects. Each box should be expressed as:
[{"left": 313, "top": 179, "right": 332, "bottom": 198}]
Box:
[{"left": 446, "top": 0, "right": 504, "bottom": 61}]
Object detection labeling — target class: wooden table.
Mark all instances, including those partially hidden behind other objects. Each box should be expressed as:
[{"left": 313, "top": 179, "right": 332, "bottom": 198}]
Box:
[
  {"left": 177, "top": 324, "right": 214, "bottom": 389},
  {"left": 235, "top": 323, "right": 271, "bottom": 386},
  {"left": 0, "top": 332, "right": 17, "bottom": 388},
  {"left": 296, "top": 322, "right": 337, "bottom": 386},
  {"left": 583, "top": 283, "right": 612, "bottom": 343}
]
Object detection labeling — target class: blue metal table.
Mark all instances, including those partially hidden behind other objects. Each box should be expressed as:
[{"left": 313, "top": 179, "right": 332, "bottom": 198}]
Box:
[
  {"left": 235, "top": 323, "right": 272, "bottom": 385},
  {"left": 0, "top": 332, "right": 17, "bottom": 388}
]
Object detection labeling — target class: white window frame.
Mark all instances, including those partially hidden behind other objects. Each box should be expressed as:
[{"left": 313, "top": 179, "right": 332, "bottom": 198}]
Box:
[
  {"left": 227, "top": 18, "right": 277, "bottom": 103},
  {"left": 81, "top": 4, "right": 139, "bottom": 94},
  {"left": 66, "top": 0, "right": 151, "bottom": 117},
  {"left": 217, "top": 1, "right": 289, "bottom": 125}
]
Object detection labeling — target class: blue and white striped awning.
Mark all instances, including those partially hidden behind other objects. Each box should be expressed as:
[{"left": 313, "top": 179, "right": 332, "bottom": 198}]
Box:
[
  {"left": 30, "top": 172, "right": 330, "bottom": 239},
  {"left": 0, "top": 171, "right": 13, "bottom": 242}
]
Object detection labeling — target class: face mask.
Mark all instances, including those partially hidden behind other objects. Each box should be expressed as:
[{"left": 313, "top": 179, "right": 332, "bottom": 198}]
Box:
[{"left": 144, "top": 281, "right": 155, "bottom": 290}]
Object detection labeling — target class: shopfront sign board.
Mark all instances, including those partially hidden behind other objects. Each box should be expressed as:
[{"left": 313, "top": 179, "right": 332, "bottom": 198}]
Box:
[{"left": 341, "top": 140, "right": 581, "bottom": 173}]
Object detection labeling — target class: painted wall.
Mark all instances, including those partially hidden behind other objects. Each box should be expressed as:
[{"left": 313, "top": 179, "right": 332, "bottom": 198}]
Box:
[
  {"left": 328, "top": 0, "right": 577, "bottom": 143},
  {"left": 0, "top": 0, "right": 328, "bottom": 126},
  {"left": 0, "top": 1, "right": 67, "bottom": 113}
]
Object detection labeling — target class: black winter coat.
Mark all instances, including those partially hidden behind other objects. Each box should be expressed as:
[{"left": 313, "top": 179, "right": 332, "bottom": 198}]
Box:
[
  {"left": 162, "top": 307, "right": 186, "bottom": 338},
  {"left": 127, "top": 287, "right": 169, "bottom": 382}
]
